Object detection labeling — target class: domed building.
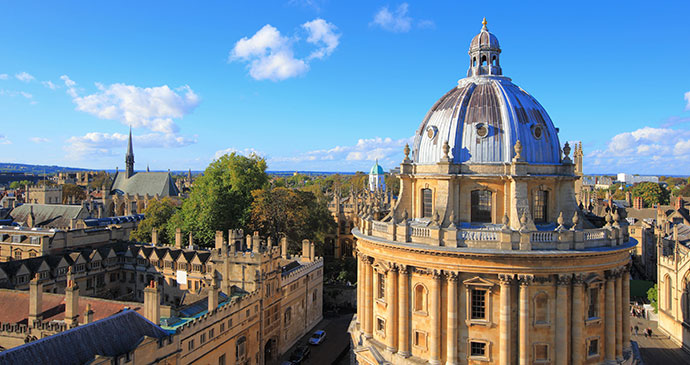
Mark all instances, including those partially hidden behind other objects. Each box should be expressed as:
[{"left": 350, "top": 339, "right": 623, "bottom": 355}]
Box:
[{"left": 349, "top": 20, "right": 635, "bottom": 365}]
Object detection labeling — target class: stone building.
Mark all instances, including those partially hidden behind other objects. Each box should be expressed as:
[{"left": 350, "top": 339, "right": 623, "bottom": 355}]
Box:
[
  {"left": 24, "top": 185, "right": 62, "bottom": 205},
  {"left": 349, "top": 19, "right": 634, "bottom": 365},
  {"left": 657, "top": 223, "right": 690, "bottom": 353}
]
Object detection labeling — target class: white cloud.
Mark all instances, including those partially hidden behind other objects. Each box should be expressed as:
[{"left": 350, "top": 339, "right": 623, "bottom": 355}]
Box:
[
  {"left": 371, "top": 3, "right": 412, "bottom": 33},
  {"left": 60, "top": 76, "right": 200, "bottom": 134},
  {"left": 213, "top": 147, "right": 263, "bottom": 160},
  {"left": 15, "top": 72, "right": 35, "bottom": 82},
  {"left": 65, "top": 132, "right": 196, "bottom": 160},
  {"left": 229, "top": 19, "right": 339, "bottom": 81},
  {"left": 0, "top": 135, "right": 11, "bottom": 145},
  {"left": 42, "top": 80, "right": 59, "bottom": 90},
  {"left": 30, "top": 137, "right": 50, "bottom": 144},
  {"left": 0, "top": 89, "right": 34, "bottom": 102},
  {"left": 0, "top": 74, "right": 8, "bottom": 80},
  {"left": 685, "top": 91, "right": 690, "bottom": 111},
  {"left": 269, "top": 136, "right": 412, "bottom": 171},
  {"left": 303, "top": 19, "right": 340, "bottom": 60}
]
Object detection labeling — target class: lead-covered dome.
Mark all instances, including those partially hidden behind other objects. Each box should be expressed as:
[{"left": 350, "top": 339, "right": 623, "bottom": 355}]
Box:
[{"left": 412, "top": 19, "right": 561, "bottom": 165}]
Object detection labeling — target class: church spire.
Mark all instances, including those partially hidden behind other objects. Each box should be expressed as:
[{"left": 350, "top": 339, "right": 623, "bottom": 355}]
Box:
[{"left": 125, "top": 126, "right": 135, "bottom": 178}]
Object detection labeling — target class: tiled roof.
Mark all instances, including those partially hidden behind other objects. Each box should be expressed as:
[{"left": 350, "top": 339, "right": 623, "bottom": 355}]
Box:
[
  {"left": 110, "top": 171, "right": 179, "bottom": 197},
  {"left": 0, "top": 310, "right": 167, "bottom": 364},
  {"left": 10, "top": 203, "right": 87, "bottom": 228},
  {"left": 0, "top": 289, "right": 142, "bottom": 324}
]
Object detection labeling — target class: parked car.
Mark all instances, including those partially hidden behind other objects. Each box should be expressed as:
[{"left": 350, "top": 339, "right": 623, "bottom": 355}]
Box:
[
  {"left": 308, "top": 330, "right": 327, "bottom": 345},
  {"left": 289, "top": 346, "right": 311, "bottom": 364}
]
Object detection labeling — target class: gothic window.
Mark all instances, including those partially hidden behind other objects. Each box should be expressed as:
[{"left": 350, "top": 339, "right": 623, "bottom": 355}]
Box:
[
  {"left": 421, "top": 189, "right": 433, "bottom": 218},
  {"left": 414, "top": 284, "right": 428, "bottom": 313},
  {"left": 236, "top": 336, "right": 247, "bottom": 361},
  {"left": 377, "top": 273, "right": 385, "bottom": 300},
  {"left": 587, "top": 287, "right": 599, "bottom": 319},
  {"left": 533, "top": 190, "right": 548, "bottom": 224},
  {"left": 471, "top": 288, "right": 487, "bottom": 320},
  {"left": 534, "top": 292, "right": 549, "bottom": 325},
  {"left": 471, "top": 190, "right": 492, "bottom": 223},
  {"left": 665, "top": 275, "right": 673, "bottom": 311}
]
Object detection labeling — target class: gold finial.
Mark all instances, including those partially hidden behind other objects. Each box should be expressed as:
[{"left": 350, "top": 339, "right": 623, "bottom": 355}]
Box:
[{"left": 482, "top": 17, "right": 487, "bottom": 27}]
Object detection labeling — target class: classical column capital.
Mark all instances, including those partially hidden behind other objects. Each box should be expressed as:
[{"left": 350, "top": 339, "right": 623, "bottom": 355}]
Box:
[
  {"left": 363, "top": 255, "right": 374, "bottom": 265},
  {"left": 534, "top": 276, "right": 552, "bottom": 284},
  {"left": 518, "top": 274, "right": 534, "bottom": 286},
  {"left": 432, "top": 269, "right": 443, "bottom": 280},
  {"left": 572, "top": 274, "right": 585, "bottom": 286},
  {"left": 447, "top": 271, "right": 459, "bottom": 282},
  {"left": 389, "top": 264, "right": 398, "bottom": 273},
  {"left": 498, "top": 273, "right": 514, "bottom": 285},
  {"left": 397, "top": 264, "right": 410, "bottom": 275},
  {"left": 605, "top": 268, "right": 621, "bottom": 280},
  {"left": 556, "top": 274, "right": 572, "bottom": 286}
]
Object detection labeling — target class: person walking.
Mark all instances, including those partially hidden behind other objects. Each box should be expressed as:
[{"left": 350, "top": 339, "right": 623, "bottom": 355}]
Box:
[{"left": 634, "top": 325, "right": 639, "bottom": 336}]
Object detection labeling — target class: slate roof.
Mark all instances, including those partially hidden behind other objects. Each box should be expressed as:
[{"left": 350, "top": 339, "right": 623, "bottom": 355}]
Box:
[
  {"left": 10, "top": 204, "right": 87, "bottom": 228},
  {"left": 110, "top": 171, "right": 179, "bottom": 197},
  {"left": 0, "top": 310, "right": 167, "bottom": 364}
]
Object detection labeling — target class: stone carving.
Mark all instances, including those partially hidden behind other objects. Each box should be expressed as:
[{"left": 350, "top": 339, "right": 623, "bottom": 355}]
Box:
[
  {"left": 403, "top": 143, "right": 411, "bottom": 162},
  {"left": 518, "top": 274, "right": 534, "bottom": 285},
  {"left": 556, "top": 274, "right": 572, "bottom": 286},
  {"left": 498, "top": 273, "right": 513, "bottom": 284},
  {"left": 442, "top": 141, "right": 450, "bottom": 160},
  {"left": 512, "top": 139, "right": 523, "bottom": 162}
]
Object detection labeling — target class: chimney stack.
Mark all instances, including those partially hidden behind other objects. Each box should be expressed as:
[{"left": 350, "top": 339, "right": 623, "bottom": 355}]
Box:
[
  {"left": 246, "top": 235, "right": 252, "bottom": 251},
  {"left": 252, "top": 232, "right": 261, "bottom": 253},
  {"left": 633, "top": 197, "right": 644, "bottom": 210},
  {"left": 208, "top": 274, "right": 220, "bottom": 313},
  {"left": 267, "top": 237, "right": 273, "bottom": 251},
  {"left": 281, "top": 237, "right": 288, "bottom": 259},
  {"left": 143, "top": 281, "right": 160, "bottom": 325},
  {"left": 65, "top": 268, "right": 80, "bottom": 327},
  {"left": 151, "top": 228, "right": 158, "bottom": 246},
  {"left": 215, "top": 231, "right": 224, "bottom": 251},
  {"left": 675, "top": 196, "right": 685, "bottom": 211},
  {"left": 175, "top": 228, "right": 182, "bottom": 249},
  {"left": 309, "top": 241, "right": 315, "bottom": 262},
  {"left": 625, "top": 191, "right": 632, "bottom": 207},
  {"left": 188, "top": 232, "right": 194, "bottom": 249},
  {"left": 302, "top": 240, "right": 310, "bottom": 261},
  {"left": 28, "top": 274, "right": 43, "bottom": 324},
  {"left": 83, "top": 303, "right": 94, "bottom": 325}
]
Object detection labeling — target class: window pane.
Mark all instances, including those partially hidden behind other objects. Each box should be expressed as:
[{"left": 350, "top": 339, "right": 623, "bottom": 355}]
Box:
[
  {"left": 533, "top": 190, "right": 548, "bottom": 223},
  {"left": 470, "top": 341, "right": 486, "bottom": 356},
  {"left": 471, "top": 190, "right": 492, "bottom": 223},
  {"left": 471, "top": 289, "right": 486, "bottom": 319},
  {"left": 422, "top": 189, "right": 433, "bottom": 218}
]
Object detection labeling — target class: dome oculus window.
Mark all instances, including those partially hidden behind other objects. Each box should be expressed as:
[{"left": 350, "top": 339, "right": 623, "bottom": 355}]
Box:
[
  {"left": 476, "top": 123, "right": 488, "bottom": 138},
  {"left": 426, "top": 126, "right": 438, "bottom": 139},
  {"left": 532, "top": 125, "right": 543, "bottom": 139}
]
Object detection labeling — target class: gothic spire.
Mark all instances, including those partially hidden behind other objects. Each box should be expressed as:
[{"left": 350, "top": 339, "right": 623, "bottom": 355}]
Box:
[{"left": 125, "top": 126, "right": 135, "bottom": 178}]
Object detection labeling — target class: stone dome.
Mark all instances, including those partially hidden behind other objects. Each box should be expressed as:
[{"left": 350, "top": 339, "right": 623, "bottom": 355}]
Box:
[{"left": 412, "top": 20, "right": 561, "bottom": 165}]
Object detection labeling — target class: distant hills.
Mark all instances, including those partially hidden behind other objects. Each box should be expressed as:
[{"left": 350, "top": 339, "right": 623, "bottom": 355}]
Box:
[{"left": 0, "top": 163, "right": 89, "bottom": 175}]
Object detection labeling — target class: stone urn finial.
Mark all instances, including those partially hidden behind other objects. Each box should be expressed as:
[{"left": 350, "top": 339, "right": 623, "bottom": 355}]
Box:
[
  {"left": 562, "top": 142, "right": 572, "bottom": 163},
  {"left": 403, "top": 144, "right": 411, "bottom": 162},
  {"left": 513, "top": 140, "right": 523, "bottom": 162},
  {"left": 571, "top": 211, "right": 580, "bottom": 230},
  {"left": 502, "top": 213, "right": 510, "bottom": 226},
  {"left": 442, "top": 141, "right": 450, "bottom": 160}
]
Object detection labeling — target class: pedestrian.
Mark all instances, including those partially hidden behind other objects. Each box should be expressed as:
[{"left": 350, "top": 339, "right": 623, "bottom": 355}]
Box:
[
  {"left": 648, "top": 328, "right": 653, "bottom": 337},
  {"left": 634, "top": 325, "right": 639, "bottom": 335}
]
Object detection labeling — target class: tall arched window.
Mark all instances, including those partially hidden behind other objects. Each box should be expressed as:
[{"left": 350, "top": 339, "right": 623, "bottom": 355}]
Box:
[
  {"left": 471, "top": 190, "right": 492, "bottom": 223},
  {"left": 421, "top": 189, "right": 433, "bottom": 218},
  {"left": 236, "top": 336, "right": 247, "bottom": 361},
  {"left": 414, "top": 284, "right": 428, "bottom": 313},
  {"left": 666, "top": 275, "right": 673, "bottom": 311},
  {"left": 481, "top": 55, "right": 487, "bottom": 66},
  {"left": 534, "top": 292, "right": 549, "bottom": 324},
  {"left": 533, "top": 190, "right": 548, "bottom": 224}
]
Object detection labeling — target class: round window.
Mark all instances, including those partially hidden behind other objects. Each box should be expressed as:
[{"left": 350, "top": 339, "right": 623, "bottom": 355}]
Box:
[
  {"left": 533, "top": 125, "right": 543, "bottom": 139},
  {"left": 426, "top": 126, "right": 438, "bottom": 139},
  {"left": 476, "top": 123, "right": 488, "bottom": 137}
]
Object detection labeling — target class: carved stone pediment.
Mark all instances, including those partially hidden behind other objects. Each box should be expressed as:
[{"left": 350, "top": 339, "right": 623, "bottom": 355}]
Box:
[{"left": 463, "top": 276, "right": 495, "bottom": 288}]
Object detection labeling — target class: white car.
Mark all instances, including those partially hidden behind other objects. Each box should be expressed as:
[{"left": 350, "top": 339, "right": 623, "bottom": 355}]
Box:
[{"left": 308, "top": 330, "right": 326, "bottom": 345}]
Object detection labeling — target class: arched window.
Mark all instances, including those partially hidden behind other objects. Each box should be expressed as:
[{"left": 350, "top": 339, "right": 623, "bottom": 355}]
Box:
[
  {"left": 492, "top": 55, "right": 497, "bottom": 66},
  {"left": 534, "top": 292, "right": 549, "bottom": 324},
  {"left": 473, "top": 57, "right": 477, "bottom": 67},
  {"left": 421, "top": 189, "right": 433, "bottom": 218},
  {"left": 284, "top": 307, "right": 292, "bottom": 325},
  {"left": 414, "top": 284, "right": 428, "bottom": 313},
  {"left": 471, "top": 190, "right": 492, "bottom": 223},
  {"left": 533, "top": 190, "right": 548, "bottom": 224},
  {"left": 481, "top": 55, "right": 487, "bottom": 66},
  {"left": 666, "top": 275, "right": 673, "bottom": 311},
  {"left": 236, "top": 336, "right": 247, "bottom": 361}
]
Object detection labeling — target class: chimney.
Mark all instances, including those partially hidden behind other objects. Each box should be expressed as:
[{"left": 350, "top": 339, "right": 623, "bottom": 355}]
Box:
[
  {"left": 208, "top": 274, "right": 220, "bottom": 313},
  {"left": 175, "top": 228, "right": 182, "bottom": 249},
  {"left": 252, "top": 232, "right": 261, "bottom": 253},
  {"left": 151, "top": 228, "right": 158, "bottom": 246},
  {"left": 309, "top": 241, "right": 315, "bottom": 262},
  {"left": 215, "top": 231, "right": 224, "bottom": 251},
  {"left": 65, "top": 268, "right": 80, "bottom": 327},
  {"left": 633, "top": 197, "right": 644, "bottom": 210},
  {"left": 302, "top": 240, "right": 310, "bottom": 261},
  {"left": 27, "top": 206, "right": 35, "bottom": 228},
  {"left": 267, "top": 237, "right": 273, "bottom": 250},
  {"left": 281, "top": 237, "right": 288, "bottom": 259},
  {"left": 188, "top": 232, "right": 194, "bottom": 249},
  {"left": 675, "top": 196, "right": 685, "bottom": 211},
  {"left": 28, "top": 274, "right": 43, "bottom": 324},
  {"left": 625, "top": 191, "right": 632, "bottom": 207},
  {"left": 83, "top": 303, "right": 94, "bottom": 325},
  {"left": 143, "top": 281, "right": 160, "bottom": 325},
  {"left": 246, "top": 235, "right": 252, "bottom": 251},
  {"left": 229, "top": 229, "right": 243, "bottom": 252}
]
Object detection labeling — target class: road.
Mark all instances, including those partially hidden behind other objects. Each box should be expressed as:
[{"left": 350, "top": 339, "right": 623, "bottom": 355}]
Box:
[
  {"left": 277, "top": 313, "right": 353, "bottom": 365},
  {"left": 632, "top": 315, "right": 690, "bottom": 365}
]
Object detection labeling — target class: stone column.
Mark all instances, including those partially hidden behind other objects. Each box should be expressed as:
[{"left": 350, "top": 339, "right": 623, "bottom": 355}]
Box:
[
  {"left": 386, "top": 265, "right": 398, "bottom": 353},
  {"left": 555, "top": 274, "right": 570, "bottom": 365},
  {"left": 499, "top": 274, "right": 513, "bottom": 365},
  {"left": 364, "top": 256, "right": 374, "bottom": 338},
  {"left": 398, "top": 265, "right": 411, "bottom": 357},
  {"left": 615, "top": 273, "right": 623, "bottom": 360},
  {"left": 622, "top": 269, "right": 631, "bottom": 353},
  {"left": 571, "top": 275, "right": 584, "bottom": 364},
  {"left": 429, "top": 270, "right": 442, "bottom": 365},
  {"left": 357, "top": 253, "right": 363, "bottom": 326},
  {"left": 518, "top": 275, "right": 533, "bottom": 365},
  {"left": 605, "top": 272, "right": 615, "bottom": 363},
  {"left": 446, "top": 272, "right": 459, "bottom": 365}
]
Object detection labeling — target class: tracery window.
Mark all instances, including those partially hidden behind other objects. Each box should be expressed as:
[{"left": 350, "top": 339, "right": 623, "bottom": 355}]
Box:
[
  {"left": 421, "top": 189, "right": 433, "bottom": 218},
  {"left": 236, "top": 336, "right": 246, "bottom": 361},
  {"left": 471, "top": 190, "right": 492, "bottom": 223},
  {"left": 665, "top": 275, "right": 673, "bottom": 311},
  {"left": 533, "top": 190, "right": 548, "bottom": 224}
]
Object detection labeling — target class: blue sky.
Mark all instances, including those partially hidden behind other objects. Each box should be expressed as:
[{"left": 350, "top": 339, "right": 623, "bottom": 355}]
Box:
[{"left": 0, "top": 1, "right": 688, "bottom": 174}]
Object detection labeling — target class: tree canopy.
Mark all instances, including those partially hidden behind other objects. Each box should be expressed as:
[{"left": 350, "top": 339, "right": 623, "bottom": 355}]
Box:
[
  {"left": 62, "top": 184, "right": 86, "bottom": 204},
  {"left": 631, "top": 182, "right": 670, "bottom": 207},
  {"left": 167, "top": 153, "right": 269, "bottom": 246},
  {"left": 130, "top": 197, "right": 178, "bottom": 244}
]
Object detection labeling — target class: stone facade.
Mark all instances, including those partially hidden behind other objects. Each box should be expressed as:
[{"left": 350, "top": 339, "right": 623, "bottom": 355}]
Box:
[
  {"left": 349, "top": 19, "right": 634, "bottom": 365},
  {"left": 657, "top": 224, "right": 690, "bottom": 353}
]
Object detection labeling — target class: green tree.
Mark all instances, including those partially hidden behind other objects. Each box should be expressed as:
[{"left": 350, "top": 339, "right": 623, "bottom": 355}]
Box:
[
  {"left": 385, "top": 174, "right": 400, "bottom": 196},
  {"left": 89, "top": 171, "right": 111, "bottom": 189},
  {"left": 247, "top": 187, "right": 336, "bottom": 254},
  {"left": 62, "top": 184, "right": 86, "bottom": 204},
  {"left": 647, "top": 284, "right": 658, "bottom": 313},
  {"left": 632, "top": 182, "right": 670, "bottom": 207},
  {"left": 130, "top": 197, "right": 178, "bottom": 244},
  {"left": 9, "top": 180, "right": 32, "bottom": 189},
  {"left": 169, "top": 153, "right": 268, "bottom": 246}
]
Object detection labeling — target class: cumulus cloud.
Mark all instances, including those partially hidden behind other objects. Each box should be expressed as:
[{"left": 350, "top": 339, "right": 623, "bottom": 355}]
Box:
[
  {"left": 229, "top": 19, "right": 340, "bottom": 81},
  {"left": 65, "top": 132, "right": 196, "bottom": 160},
  {"left": 0, "top": 74, "right": 8, "bottom": 80},
  {"left": 588, "top": 126, "right": 690, "bottom": 173},
  {"left": 0, "top": 89, "right": 34, "bottom": 102},
  {"left": 270, "top": 136, "right": 412, "bottom": 171},
  {"left": 0, "top": 135, "right": 11, "bottom": 145},
  {"left": 42, "top": 80, "right": 59, "bottom": 90},
  {"left": 15, "top": 72, "right": 35, "bottom": 82},
  {"left": 213, "top": 147, "right": 263, "bottom": 160},
  {"left": 685, "top": 91, "right": 690, "bottom": 110},
  {"left": 370, "top": 3, "right": 433, "bottom": 33},
  {"left": 30, "top": 137, "right": 50, "bottom": 143}
]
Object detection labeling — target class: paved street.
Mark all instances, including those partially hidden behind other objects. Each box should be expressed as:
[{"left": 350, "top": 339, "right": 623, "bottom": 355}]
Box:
[
  {"left": 277, "top": 313, "right": 353, "bottom": 365},
  {"left": 631, "top": 315, "right": 690, "bottom": 365}
]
